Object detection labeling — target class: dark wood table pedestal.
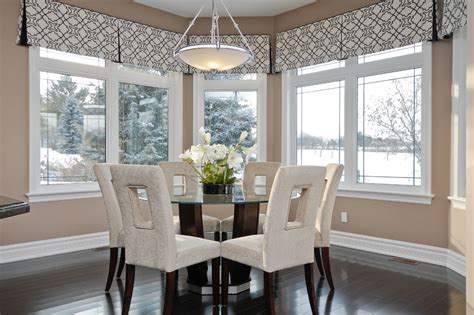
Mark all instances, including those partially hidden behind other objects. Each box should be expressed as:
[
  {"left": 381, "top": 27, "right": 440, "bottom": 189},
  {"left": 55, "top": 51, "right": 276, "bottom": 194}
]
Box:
[{"left": 178, "top": 202, "right": 261, "bottom": 294}]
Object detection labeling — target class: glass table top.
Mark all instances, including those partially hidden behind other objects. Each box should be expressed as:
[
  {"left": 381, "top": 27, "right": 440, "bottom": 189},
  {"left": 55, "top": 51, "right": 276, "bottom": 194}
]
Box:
[{"left": 170, "top": 186, "right": 271, "bottom": 205}]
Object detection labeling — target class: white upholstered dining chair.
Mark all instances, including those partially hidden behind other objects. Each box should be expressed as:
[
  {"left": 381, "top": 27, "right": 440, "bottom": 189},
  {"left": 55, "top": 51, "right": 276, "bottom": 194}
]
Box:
[
  {"left": 313, "top": 163, "right": 344, "bottom": 291},
  {"left": 110, "top": 164, "right": 221, "bottom": 315},
  {"left": 220, "top": 162, "right": 280, "bottom": 239},
  {"left": 221, "top": 166, "right": 327, "bottom": 315},
  {"left": 159, "top": 161, "right": 221, "bottom": 240},
  {"left": 93, "top": 164, "right": 126, "bottom": 292}
]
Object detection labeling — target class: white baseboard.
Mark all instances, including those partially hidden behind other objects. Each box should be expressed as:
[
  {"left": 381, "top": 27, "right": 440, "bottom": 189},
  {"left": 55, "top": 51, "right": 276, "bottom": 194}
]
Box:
[
  {"left": 330, "top": 230, "right": 466, "bottom": 277},
  {"left": 0, "top": 232, "right": 109, "bottom": 264},
  {"left": 0, "top": 230, "right": 466, "bottom": 278}
]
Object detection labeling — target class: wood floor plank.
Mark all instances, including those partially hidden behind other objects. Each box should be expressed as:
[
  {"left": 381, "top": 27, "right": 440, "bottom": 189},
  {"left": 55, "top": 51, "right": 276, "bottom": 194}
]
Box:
[{"left": 0, "top": 245, "right": 465, "bottom": 315}]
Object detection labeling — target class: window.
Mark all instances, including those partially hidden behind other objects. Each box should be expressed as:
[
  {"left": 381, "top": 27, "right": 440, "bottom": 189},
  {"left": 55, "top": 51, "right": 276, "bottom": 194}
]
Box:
[
  {"left": 29, "top": 47, "right": 182, "bottom": 201},
  {"left": 40, "top": 72, "right": 106, "bottom": 184},
  {"left": 194, "top": 73, "right": 267, "bottom": 160},
  {"left": 357, "top": 69, "right": 422, "bottom": 186},
  {"left": 450, "top": 26, "right": 467, "bottom": 209},
  {"left": 283, "top": 43, "right": 432, "bottom": 203},
  {"left": 296, "top": 81, "right": 345, "bottom": 170}
]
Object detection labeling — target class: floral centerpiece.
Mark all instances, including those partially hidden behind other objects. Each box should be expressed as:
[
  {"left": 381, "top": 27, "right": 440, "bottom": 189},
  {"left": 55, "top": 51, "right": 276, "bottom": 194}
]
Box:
[{"left": 179, "top": 127, "right": 257, "bottom": 195}]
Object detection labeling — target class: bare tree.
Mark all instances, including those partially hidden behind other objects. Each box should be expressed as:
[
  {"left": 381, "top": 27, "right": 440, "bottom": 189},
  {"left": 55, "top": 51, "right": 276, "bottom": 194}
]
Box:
[{"left": 365, "top": 77, "right": 422, "bottom": 164}]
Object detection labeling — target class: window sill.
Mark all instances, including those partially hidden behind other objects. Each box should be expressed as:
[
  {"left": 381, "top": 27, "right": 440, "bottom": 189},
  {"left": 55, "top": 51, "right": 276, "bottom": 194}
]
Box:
[
  {"left": 448, "top": 196, "right": 466, "bottom": 210},
  {"left": 337, "top": 189, "right": 434, "bottom": 205},
  {"left": 27, "top": 187, "right": 101, "bottom": 203}
]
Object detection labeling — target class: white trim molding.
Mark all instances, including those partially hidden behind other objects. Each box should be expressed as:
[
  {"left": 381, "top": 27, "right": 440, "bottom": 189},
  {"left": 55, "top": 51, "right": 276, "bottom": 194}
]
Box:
[
  {"left": 448, "top": 196, "right": 467, "bottom": 210},
  {"left": 331, "top": 230, "right": 466, "bottom": 277},
  {"left": 28, "top": 47, "right": 183, "bottom": 203},
  {"left": 193, "top": 73, "right": 267, "bottom": 161},
  {"left": 0, "top": 232, "right": 109, "bottom": 264},
  {"left": 282, "top": 42, "right": 433, "bottom": 201}
]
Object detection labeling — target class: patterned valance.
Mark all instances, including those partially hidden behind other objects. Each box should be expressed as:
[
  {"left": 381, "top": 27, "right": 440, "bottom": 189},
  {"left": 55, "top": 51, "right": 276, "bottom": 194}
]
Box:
[
  {"left": 439, "top": 0, "right": 467, "bottom": 38},
  {"left": 17, "top": 0, "right": 120, "bottom": 62},
  {"left": 188, "top": 35, "right": 272, "bottom": 74},
  {"left": 275, "top": 0, "right": 434, "bottom": 72},
  {"left": 119, "top": 21, "right": 188, "bottom": 73},
  {"left": 17, "top": 0, "right": 186, "bottom": 73},
  {"left": 275, "top": 16, "right": 341, "bottom": 72}
]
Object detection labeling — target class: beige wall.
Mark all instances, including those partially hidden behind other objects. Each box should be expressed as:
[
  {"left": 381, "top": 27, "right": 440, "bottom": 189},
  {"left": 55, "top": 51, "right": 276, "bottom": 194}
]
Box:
[
  {"left": 449, "top": 206, "right": 467, "bottom": 255},
  {"left": 0, "top": 0, "right": 457, "bottom": 251},
  {"left": 466, "top": 0, "right": 474, "bottom": 308}
]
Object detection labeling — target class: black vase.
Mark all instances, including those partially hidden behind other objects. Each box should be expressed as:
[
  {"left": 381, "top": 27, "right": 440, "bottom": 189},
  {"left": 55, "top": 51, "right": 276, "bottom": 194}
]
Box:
[{"left": 202, "top": 183, "right": 234, "bottom": 195}]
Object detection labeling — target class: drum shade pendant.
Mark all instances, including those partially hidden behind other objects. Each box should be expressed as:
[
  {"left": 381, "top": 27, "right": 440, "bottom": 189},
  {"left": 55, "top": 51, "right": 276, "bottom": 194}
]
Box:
[{"left": 174, "top": 0, "right": 254, "bottom": 71}]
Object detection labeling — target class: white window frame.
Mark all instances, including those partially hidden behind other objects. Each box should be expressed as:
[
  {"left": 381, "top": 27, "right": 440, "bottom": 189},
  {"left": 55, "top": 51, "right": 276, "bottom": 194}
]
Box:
[
  {"left": 449, "top": 26, "right": 467, "bottom": 210},
  {"left": 28, "top": 47, "right": 183, "bottom": 202},
  {"left": 282, "top": 42, "right": 433, "bottom": 204},
  {"left": 193, "top": 73, "right": 267, "bottom": 161}
]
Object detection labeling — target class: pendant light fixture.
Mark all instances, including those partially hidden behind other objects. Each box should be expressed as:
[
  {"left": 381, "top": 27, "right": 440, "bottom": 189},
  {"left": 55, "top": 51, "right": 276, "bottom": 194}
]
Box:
[{"left": 174, "top": 0, "right": 254, "bottom": 71}]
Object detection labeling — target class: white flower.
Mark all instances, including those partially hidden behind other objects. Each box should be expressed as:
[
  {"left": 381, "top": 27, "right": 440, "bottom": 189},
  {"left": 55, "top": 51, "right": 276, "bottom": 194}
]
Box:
[
  {"left": 199, "top": 127, "right": 211, "bottom": 144},
  {"left": 239, "top": 131, "right": 249, "bottom": 143},
  {"left": 243, "top": 143, "right": 258, "bottom": 162},
  {"left": 227, "top": 150, "right": 243, "bottom": 169}
]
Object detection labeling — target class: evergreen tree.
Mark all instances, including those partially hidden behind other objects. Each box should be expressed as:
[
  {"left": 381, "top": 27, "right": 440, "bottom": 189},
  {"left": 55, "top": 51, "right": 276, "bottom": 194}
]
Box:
[
  {"left": 204, "top": 96, "right": 256, "bottom": 147},
  {"left": 57, "top": 97, "right": 83, "bottom": 154},
  {"left": 119, "top": 84, "right": 169, "bottom": 164}
]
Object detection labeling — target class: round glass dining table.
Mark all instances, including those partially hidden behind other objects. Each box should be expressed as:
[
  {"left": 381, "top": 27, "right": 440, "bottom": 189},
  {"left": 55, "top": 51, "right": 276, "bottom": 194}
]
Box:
[{"left": 171, "top": 186, "right": 270, "bottom": 295}]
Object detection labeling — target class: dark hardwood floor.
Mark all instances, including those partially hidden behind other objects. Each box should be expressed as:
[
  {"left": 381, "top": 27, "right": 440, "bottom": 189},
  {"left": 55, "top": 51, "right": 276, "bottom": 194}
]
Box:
[{"left": 0, "top": 246, "right": 466, "bottom": 314}]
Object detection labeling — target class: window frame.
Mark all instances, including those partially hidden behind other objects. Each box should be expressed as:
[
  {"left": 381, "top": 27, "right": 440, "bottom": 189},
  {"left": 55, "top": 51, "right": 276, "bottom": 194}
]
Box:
[
  {"left": 193, "top": 73, "right": 267, "bottom": 161},
  {"left": 28, "top": 47, "right": 183, "bottom": 202},
  {"left": 449, "top": 26, "right": 467, "bottom": 210},
  {"left": 282, "top": 42, "right": 433, "bottom": 204}
]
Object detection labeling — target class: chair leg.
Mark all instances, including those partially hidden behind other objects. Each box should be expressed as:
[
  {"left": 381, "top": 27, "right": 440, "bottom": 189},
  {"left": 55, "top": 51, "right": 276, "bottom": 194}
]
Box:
[
  {"left": 321, "top": 247, "right": 335, "bottom": 291},
  {"left": 221, "top": 258, "right": 230, "bottom": 306},
  {"left": 314, "top": 247, "right": 325, "bottom": 277},
  {"left": 264, "top": 272, "right": 276, "bottom": 315},
  {"left": 212, "top": 258, "right": 220, "bottom": 306},
  {"left": 163, "top": 271, "right": 177, "bottom": 315},
  {"left": 214, "top": 231, "right": 220, "bottom": 242},
  {"left": 116, "top": 248, "right": 126, "bottom": 278},
  {"left": 304, "top": 263, "right": 318, "bottom": 314},
  {"left": 222, "top": 232, "right": 228, "bottom": 242},
  {"left": 105, "top": 248, "right": 118, "bottom": 292},
  {"left": 122, "top": 264, "right": 135, "bottom": 315}
]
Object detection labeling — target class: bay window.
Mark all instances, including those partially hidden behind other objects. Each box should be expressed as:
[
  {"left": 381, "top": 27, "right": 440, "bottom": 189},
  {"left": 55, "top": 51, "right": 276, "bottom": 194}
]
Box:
[
  {"left": 283, "top": 43, "right": 432, "bottom": 204},
  {"left": 29, "top": 47, "right": 182, "bottom": 202}
]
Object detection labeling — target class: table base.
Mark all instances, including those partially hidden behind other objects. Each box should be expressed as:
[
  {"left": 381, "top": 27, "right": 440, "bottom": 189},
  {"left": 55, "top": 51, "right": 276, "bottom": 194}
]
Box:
[{"left": 187, "top": 281, "right": 250, "bottom": 295}]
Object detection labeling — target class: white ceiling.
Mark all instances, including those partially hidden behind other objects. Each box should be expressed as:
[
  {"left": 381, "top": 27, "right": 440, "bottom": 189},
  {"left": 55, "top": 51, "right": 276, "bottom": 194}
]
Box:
[{"left": 134, "top": 0, "right": 317, "bottom": 17}]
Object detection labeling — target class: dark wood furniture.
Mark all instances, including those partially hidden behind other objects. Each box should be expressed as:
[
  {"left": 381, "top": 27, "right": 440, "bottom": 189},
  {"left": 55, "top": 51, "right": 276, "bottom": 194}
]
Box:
[
  {"left": 0, "top": 196, "right": 30, "bottom": 219},
  {"left": 172, "top": 189, "right": 270, "bottom": 294}
]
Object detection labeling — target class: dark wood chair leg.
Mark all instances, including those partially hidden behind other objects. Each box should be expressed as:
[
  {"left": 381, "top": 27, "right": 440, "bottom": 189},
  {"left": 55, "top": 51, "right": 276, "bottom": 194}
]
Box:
[
  {"left": 222, "top": 232, "right": 228, "bottom": 241},
  {"left": 314, "top": 247, "right": 325, "bottom": 277},
  {"left": 163, "top": 271, "right": 177, "bottom": 315},
  {"left": 116, "top": 248, "right": 126, "bottom": 278},
  {"left": 221, "top": 258, "right": 230, "bottom": 306},
  {"left": 122, "top": 264, "right": 135, "bottom": 315},
  {"left": 321, "top": 247, "right": 335, "bottom": 291},
  {"left": 212, "top": 258, "right": 220, "bottom": 306},
  {"left": 264, "top": 272, "right": 276, "bottom": 315},
  {"left": 214, "top": 231, "right": 220, "bottom": 242},
  {"left": 304, "top": 263, "right": 318, "bottom": 314},
  {"left": 105, "top": 248, "right": 118, "bottom": 292}
]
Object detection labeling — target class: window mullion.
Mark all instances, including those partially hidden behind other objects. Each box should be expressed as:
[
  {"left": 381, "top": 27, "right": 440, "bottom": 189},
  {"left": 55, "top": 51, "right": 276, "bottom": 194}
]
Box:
[
  {"left": 344, "top": 73, "right": 357, "bottom": 189},
  {"left": 106, "top": 63, "right": 119, "bottom": 164}
]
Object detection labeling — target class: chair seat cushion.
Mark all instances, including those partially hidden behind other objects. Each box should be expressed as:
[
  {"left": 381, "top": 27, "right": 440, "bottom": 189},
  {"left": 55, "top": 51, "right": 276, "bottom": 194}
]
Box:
[
  {"left": 314, "top": 228, "right": 328, "bottom": 247},
  {"left": 221, "top": 214, "right": 266, "bottom": 233},
  {"left": 175, "top": 235, "right": 220, "bottom": 270},
  {"left": 173, "top": 215, "right": 221, "bottom": 234},
  {"left": 221, "top": 235, "right": 264, "bottom": 270}
]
